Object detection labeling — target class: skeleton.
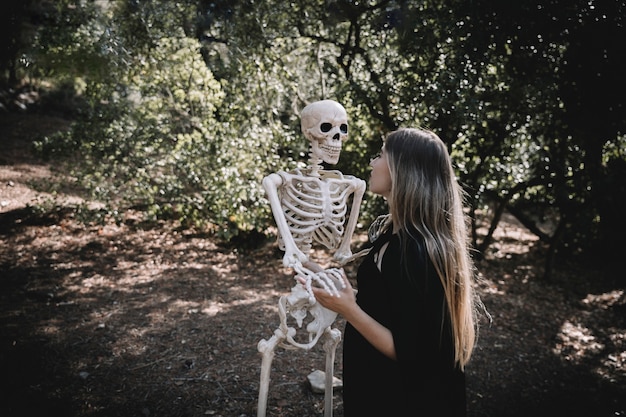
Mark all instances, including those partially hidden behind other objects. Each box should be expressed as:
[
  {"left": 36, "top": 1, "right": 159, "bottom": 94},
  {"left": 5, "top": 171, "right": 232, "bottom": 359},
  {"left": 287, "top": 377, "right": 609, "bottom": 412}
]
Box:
[{"left": 257, "top": 100, "right": 366, "bottom": 417}]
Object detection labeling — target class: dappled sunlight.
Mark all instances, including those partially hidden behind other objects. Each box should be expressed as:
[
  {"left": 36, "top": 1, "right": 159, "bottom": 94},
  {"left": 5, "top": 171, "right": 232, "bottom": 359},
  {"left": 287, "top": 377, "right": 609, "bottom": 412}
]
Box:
[
  {"left": 78, "top": 274, "right": 112, "bottom": 291},
  {"left": 477, "top": 214, "right": 544, "bottom": 298},
  {"left": 3, "top": 207, "right": 624, "bottom": 416},
  {"left": 167, "top": 294, "right": 276, "bottom": 319},
  {"left": 474, "top": 271, "right": 505, "bottom": 295},
  {"left": 552, "top": 289, "right": 626, "bottom": 383},
  {"left": 600, "top": 341, "right": 626, "bottom": 380},
  {"left": 39, "top": 319, "right": 63, "bottom": 336},
  {"left": 553, "top": 318, "right": 626, "bottom": 383},
  {"left": 583, "top": 290, "right": 626, "bottom": 381},
  {"left": 109, "top": 331, "right": 150, "bottom": 359},
  {"left": 582, "top": 290, "right": 624, "bottom": 309},
  {"left": 478, "top": 212, "right": 541, "bottom": 260},
  {"left": 553, "top": 320, "right": 604, "bottom": 362}
]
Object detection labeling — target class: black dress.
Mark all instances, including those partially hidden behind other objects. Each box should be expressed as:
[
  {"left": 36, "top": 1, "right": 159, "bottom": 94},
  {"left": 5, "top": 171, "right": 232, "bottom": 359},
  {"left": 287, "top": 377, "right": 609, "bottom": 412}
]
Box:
[{"left": 342, "top": 228, "right": 467, "bottom": 416}]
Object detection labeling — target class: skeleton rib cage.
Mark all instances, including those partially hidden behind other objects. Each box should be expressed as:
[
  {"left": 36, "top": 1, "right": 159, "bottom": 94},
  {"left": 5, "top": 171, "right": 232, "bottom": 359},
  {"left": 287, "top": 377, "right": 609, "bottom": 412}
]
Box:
[{"left": 276, "top": 169, "right": 356, "bottom": 255}]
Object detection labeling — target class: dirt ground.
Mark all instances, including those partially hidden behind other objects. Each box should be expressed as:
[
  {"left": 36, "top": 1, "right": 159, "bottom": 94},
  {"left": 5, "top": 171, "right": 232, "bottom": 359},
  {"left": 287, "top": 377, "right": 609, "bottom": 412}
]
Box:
[{"left": 1, "top": 112, "right": 625, "bottom": 417}]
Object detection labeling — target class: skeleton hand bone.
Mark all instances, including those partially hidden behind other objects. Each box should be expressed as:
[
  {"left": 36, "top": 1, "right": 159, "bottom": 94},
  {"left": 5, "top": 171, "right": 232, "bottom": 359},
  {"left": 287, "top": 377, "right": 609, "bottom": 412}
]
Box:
[
  {"left": 294, "top": 262, "right": 345, "bottom": 302},
  {"left": 282, "top": 248, "right": 309, "bottom": 270},
  {"left": 333, "top": 248, "right": 355, "bottom": 266}
]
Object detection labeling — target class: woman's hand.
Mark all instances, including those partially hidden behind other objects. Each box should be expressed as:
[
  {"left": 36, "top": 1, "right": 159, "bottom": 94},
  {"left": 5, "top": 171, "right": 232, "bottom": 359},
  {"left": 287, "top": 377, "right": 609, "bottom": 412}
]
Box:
[
  {"left": 299, "top": 262, "right": 397, "bottom": 360},
  {"left": 297, "top": 265, "right": 357, "bottom": 318}
]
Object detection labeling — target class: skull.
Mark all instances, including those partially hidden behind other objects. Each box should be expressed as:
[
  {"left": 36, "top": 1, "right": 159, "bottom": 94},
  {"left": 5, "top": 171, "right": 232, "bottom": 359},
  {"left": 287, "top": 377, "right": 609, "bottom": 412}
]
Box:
[{"left": 301, "top": 100, "right": 348, "bottom": 165}]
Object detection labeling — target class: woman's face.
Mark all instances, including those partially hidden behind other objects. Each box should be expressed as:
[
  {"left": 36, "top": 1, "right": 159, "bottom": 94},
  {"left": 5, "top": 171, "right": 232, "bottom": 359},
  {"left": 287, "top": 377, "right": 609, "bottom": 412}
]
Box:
[{"left": 369, "top": 147, "right": 392, "bottom": 199}]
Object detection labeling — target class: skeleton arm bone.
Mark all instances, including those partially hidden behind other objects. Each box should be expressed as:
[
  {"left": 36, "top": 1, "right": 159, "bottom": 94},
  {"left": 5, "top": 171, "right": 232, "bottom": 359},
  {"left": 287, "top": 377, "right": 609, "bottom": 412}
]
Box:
[
  {"left": 333, "top": 177, "right": 366, "bottom": 265},
  {"left": 262, "top": 173, "right": 309, "bottom": 268}
]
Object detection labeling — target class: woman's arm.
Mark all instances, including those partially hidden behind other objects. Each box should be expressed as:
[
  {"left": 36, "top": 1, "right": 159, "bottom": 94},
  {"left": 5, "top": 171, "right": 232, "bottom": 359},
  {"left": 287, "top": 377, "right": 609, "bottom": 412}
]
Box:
[
  {"left": 300, "top": 265, "right": 397, "bottom": 360},
  {"left": 340, "top": 298, "right": 397, "bottom": 360}
]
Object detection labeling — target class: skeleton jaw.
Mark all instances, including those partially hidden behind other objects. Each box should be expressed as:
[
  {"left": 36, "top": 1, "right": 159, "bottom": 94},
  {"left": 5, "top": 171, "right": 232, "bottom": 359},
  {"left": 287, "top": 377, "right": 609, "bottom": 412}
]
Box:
[
  {"left": 310, "top": 139, "right": 342, "bottom": 165},
  {"left": 319, "top": 143, "right": 341, "bottom": 164}
]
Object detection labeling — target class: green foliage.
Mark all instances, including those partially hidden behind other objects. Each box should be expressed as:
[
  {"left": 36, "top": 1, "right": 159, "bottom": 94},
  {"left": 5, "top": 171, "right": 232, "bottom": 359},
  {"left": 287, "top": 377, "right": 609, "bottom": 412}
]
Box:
[
  {"left": 32, "top": 1, "right": 273, "bottom": 239},
  {"left": 12, "top": 0, "right": 626, "bottom": 264}
]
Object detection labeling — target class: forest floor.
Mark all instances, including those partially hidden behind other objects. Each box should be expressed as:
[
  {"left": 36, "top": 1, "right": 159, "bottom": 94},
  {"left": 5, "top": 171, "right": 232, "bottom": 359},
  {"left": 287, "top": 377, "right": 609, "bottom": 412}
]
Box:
[{"left": 1, "top": 111, "right": 625, "bottom": 417}]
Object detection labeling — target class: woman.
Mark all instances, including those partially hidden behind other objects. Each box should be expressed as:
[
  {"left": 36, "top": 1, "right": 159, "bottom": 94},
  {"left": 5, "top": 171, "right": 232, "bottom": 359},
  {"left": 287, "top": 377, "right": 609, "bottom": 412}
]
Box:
[{"left": 305, "top": 127, "right": 482, "bottom": 416}]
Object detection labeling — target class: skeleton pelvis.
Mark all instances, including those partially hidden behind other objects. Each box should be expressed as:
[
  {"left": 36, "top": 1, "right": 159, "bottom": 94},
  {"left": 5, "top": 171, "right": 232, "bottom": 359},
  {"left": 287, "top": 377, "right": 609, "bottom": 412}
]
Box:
[{"left": 277, "top": 284, "right": 338, "bottom": 350}]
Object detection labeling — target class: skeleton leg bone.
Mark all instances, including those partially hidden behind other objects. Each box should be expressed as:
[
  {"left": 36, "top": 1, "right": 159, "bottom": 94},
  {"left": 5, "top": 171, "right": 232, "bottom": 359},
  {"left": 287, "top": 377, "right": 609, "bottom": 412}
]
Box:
[
  {"left": 257, "top": 285, "right": 342, "bottom": 416},
  {"left": 256, "top": 323, "right": 340, "bottom": 417},
  {"left": 257, "top": 327, "right": 286, "bottom": 417},
  {"left": 322, "top": 327, "right": 341, "bottom": 417}
]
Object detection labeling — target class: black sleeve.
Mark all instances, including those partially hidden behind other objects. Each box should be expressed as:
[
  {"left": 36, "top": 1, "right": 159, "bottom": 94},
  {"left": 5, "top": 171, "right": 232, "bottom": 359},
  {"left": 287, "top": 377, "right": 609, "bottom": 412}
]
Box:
[
  {"left": 378, "top": 234, "right": 467, "bottom": 415},
  {"left": 381, "top": 234, "right": 455, "bottom": 385}
]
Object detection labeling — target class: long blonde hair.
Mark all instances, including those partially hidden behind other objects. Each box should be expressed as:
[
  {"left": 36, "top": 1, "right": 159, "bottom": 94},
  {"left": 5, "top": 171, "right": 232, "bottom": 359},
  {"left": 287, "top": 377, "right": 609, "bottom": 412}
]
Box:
[{"left": 383, "top": 127, "right": 478, "bottom": 370}]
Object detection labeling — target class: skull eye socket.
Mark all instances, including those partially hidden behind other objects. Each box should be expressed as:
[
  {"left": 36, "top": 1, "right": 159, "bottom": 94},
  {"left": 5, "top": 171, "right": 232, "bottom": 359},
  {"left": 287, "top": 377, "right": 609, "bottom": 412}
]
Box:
[
  {"left": 320, "top": 123, "right": 332, "bottom": 132},
  {"left": 340, "top": 124, "right": 348, "bottom": 134}
]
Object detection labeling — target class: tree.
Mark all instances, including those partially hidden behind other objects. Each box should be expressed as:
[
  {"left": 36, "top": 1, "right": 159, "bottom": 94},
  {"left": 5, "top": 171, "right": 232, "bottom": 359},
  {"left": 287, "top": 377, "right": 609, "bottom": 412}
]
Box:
[
  {"left": 7, "top": 0, "right": 624, "bottom": 277},
  {"left": 455, "top": 0, "right": 626, "bottom": 275}
]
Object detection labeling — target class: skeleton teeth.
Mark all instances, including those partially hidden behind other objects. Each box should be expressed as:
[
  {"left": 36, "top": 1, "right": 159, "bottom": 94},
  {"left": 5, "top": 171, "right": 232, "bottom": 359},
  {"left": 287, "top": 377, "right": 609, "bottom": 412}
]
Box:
[{"left": 321, "top": 145, "right": 340, "bottom": 155}]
